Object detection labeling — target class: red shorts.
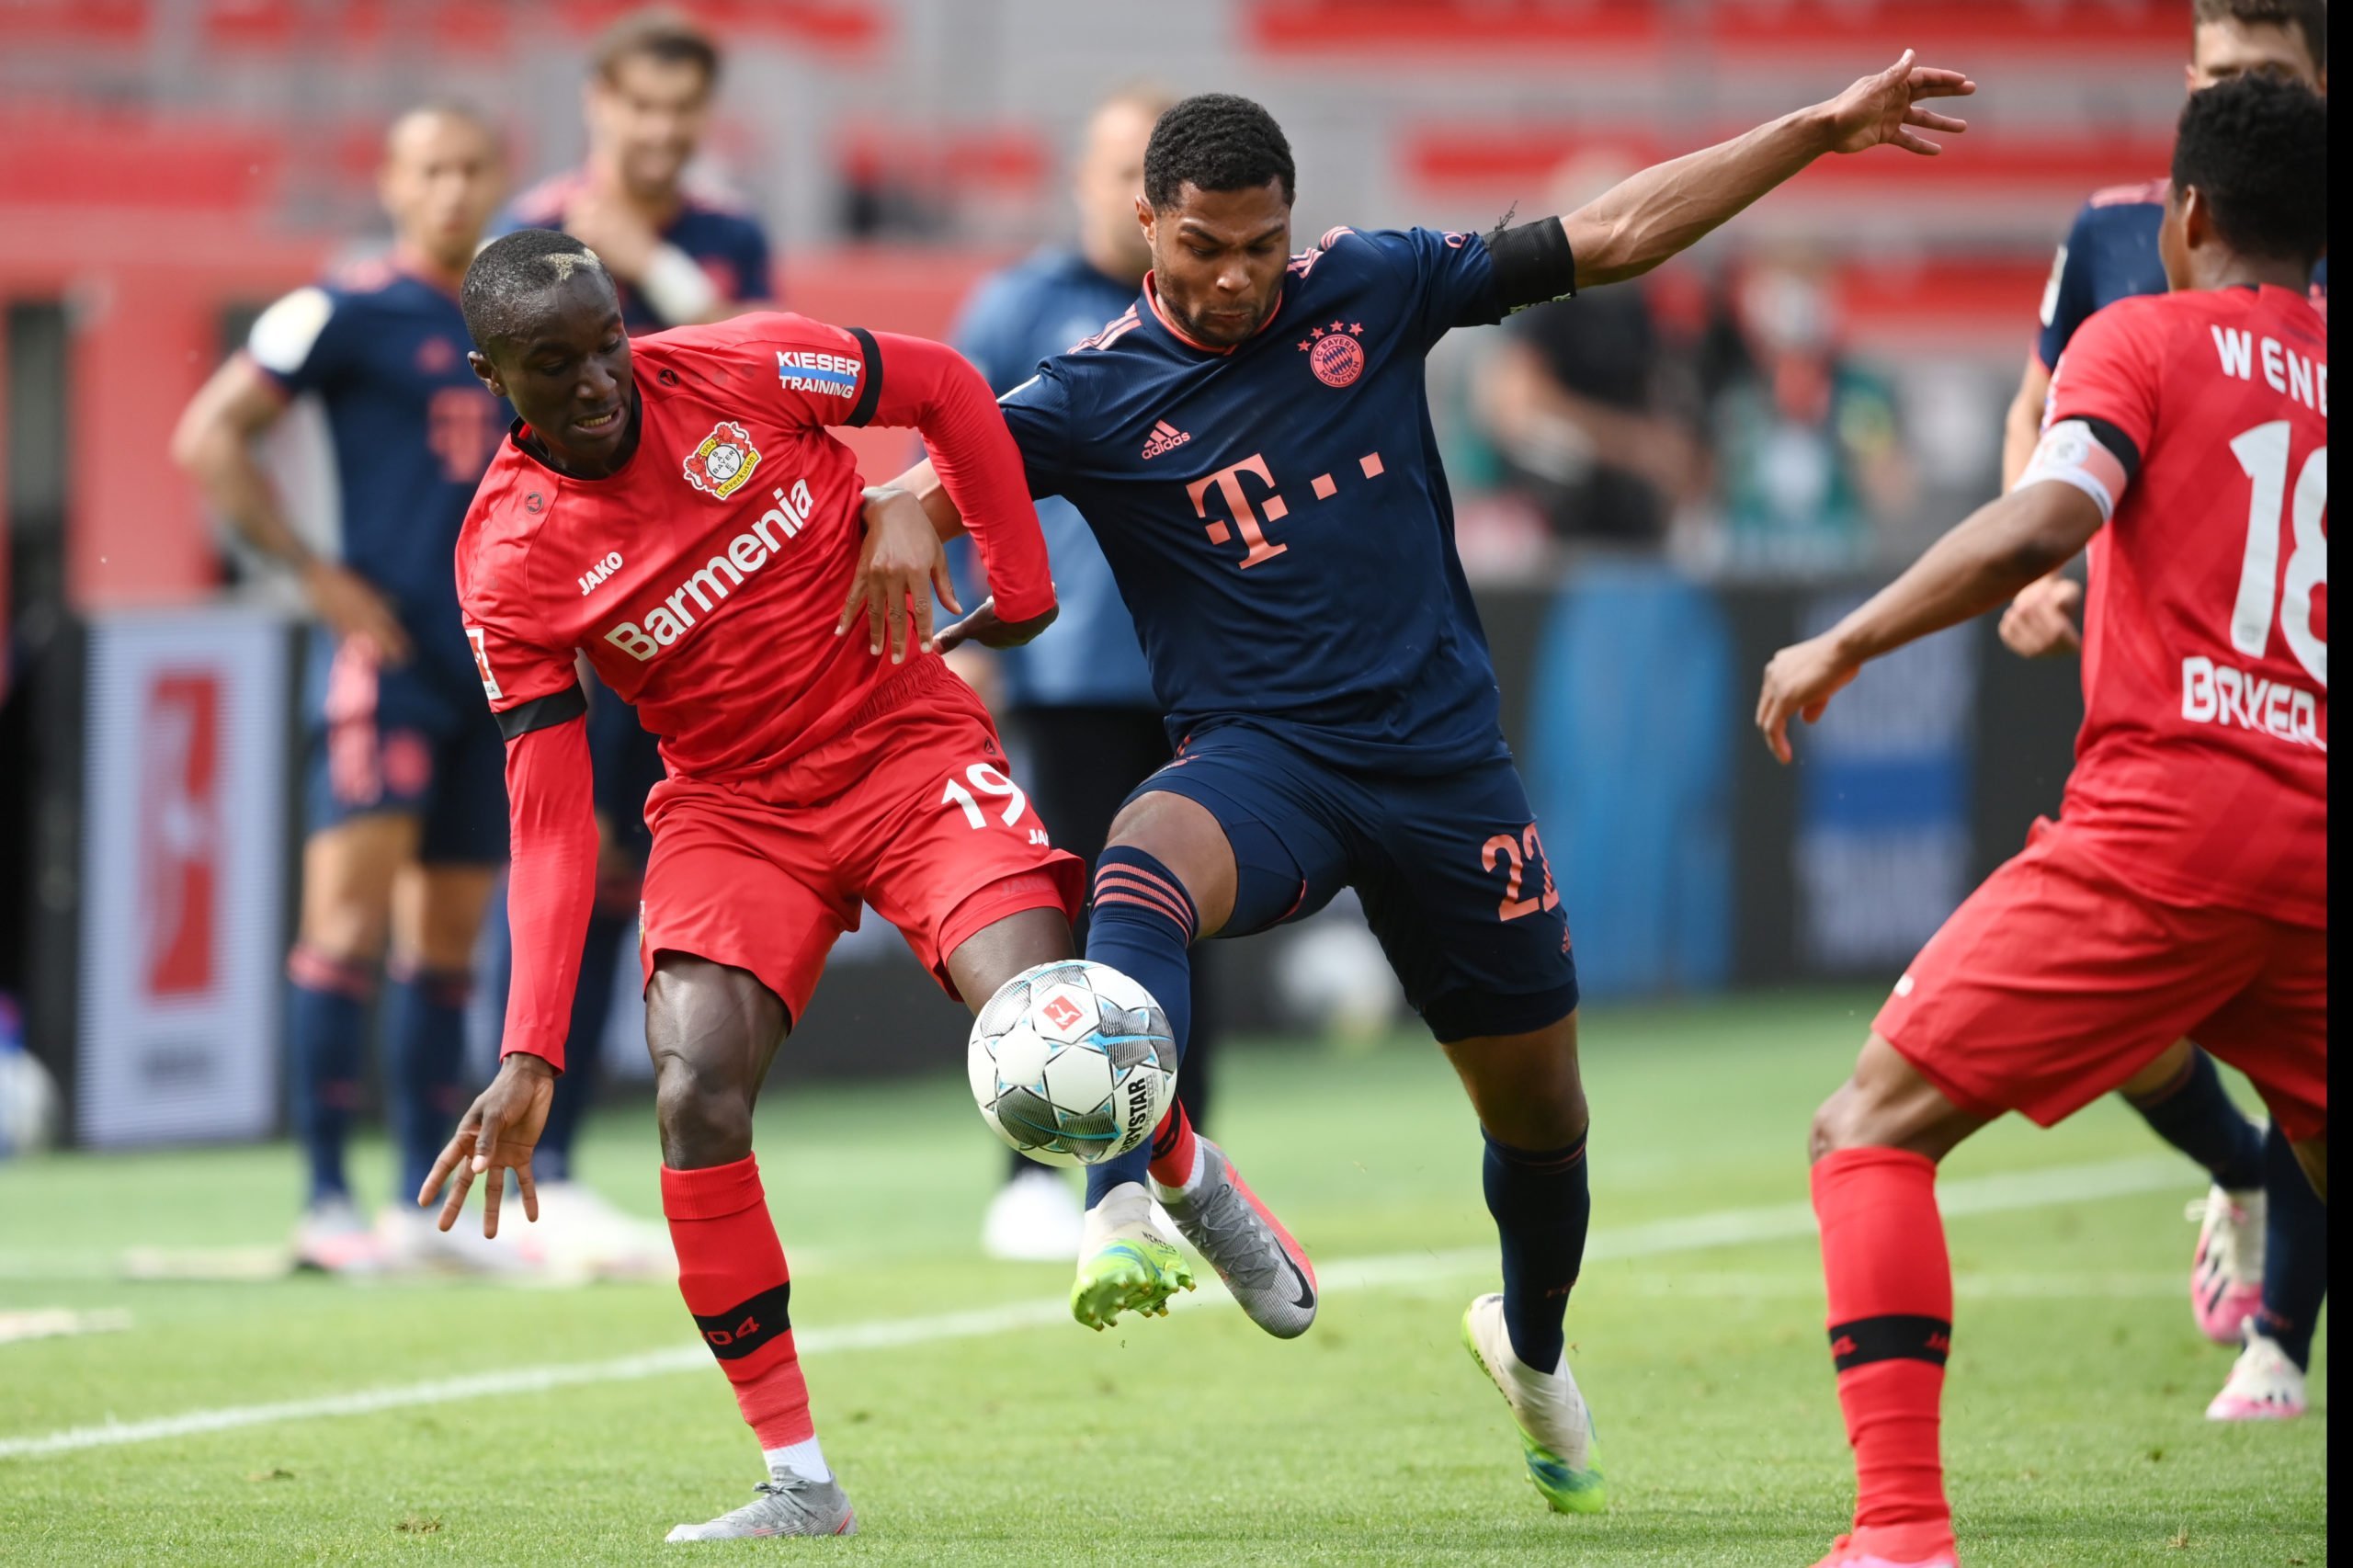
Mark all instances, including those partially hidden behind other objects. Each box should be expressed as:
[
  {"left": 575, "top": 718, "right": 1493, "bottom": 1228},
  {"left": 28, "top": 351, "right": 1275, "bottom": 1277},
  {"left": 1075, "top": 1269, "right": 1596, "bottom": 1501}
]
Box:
[
  {"left": 637, "top": 659, "right": 1084, "bottom": 1025},
  {"left": 1876, "top": 819, "right": 2326, "bottom": 1143}
]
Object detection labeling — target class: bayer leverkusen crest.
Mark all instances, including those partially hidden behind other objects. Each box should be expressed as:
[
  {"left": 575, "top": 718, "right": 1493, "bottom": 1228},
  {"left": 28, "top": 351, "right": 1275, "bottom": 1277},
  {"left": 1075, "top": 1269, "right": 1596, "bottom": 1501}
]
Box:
[{"left": 682, "top": 420, "right": 761, "bottom": 499}]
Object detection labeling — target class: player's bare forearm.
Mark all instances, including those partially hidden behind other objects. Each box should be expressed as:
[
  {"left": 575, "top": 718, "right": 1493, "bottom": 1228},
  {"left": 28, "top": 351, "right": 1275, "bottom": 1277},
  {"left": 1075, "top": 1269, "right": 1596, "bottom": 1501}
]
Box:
[
  {"left": 1828, "top": 483, "right": 2104, "bottom": 665},
  {"left": 2000, "top": 354, "right": 2054, "bottom": 491},
  {"left": 171, "top": 357, "right": 313, "bottom": 569},
  {"left": 1563, "top": 52, "right": 1972, "bottom": 289},
  {"left": 877, "top": 460, "right": 967, "bottom": 542}
]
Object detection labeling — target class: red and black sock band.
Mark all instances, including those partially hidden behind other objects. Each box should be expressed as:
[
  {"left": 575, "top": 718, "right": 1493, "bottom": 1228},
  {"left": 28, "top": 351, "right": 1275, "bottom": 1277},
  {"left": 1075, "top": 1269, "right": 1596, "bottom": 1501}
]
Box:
[
  {"left": 1828, "top": 1313, "right": 1952, "bottom": 1373},
  {"left": 692, "top": 1281, "right": 794, "bottom": 1362}
]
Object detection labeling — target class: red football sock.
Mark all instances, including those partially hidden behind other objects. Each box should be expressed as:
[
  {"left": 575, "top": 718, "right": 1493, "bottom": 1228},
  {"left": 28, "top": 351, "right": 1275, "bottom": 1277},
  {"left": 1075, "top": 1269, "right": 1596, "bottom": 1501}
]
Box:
[
  {"left": 1813, "top": 1147, "right": 1954, "bottom": 1537},
  {"left": 1147, "top": 1101, "right": 1199, "bottom": 1189},
  {"left": 662, "top": 1155, "right": 814, "bottom": 1449}
]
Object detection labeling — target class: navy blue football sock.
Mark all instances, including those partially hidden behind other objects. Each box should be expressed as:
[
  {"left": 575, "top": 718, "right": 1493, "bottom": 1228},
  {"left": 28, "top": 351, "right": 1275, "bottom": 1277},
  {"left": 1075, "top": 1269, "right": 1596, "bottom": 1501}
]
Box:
[
  {"left": 2256, "top": 1122, "right": 2327, "bottom": 1371},
  {"left": 2125, "top": 1048, "right": 2265, "bottom": 1192},
  {"left": 1081, "top": 846, "right": 1197, "bottom": 1210},
  {"left": 1483, "top": 1128, "right": 1591, "bottom": 1371},
  {"left": 383, "top": 963, "right": 472, "bottom": 1203},
  {"left": 286, "top": 948, "right": 373, "bottom": 1205},
  {"left": 534, "top": 907, "right": 630, "bottom": 1183}
]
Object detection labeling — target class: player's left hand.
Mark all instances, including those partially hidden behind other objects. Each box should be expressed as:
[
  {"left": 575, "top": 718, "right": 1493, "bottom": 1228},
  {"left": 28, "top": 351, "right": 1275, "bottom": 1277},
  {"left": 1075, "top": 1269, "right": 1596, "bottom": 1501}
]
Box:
[
  {"left": 1821, "top": 50, "right": 1974, "bottom": 157},
  {"left": 563, "top": 184, "right": 661, "bottom": 280},
  {"left": 843, "top": 486, "right": 961, "bottom": 663},
  {"left": 418, "top": 1053, "right": 555, "bottom": 1240},
  {"left": 1756, "top": 634, "right": 1862, "bottom": 765}
]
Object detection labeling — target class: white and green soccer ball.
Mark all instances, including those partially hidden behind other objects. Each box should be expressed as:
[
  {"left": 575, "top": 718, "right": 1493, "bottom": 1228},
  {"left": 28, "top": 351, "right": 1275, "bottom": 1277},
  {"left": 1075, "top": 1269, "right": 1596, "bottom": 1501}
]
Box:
[{"left": 968, "top": 960, "right": 1176, "bottom": 1167}]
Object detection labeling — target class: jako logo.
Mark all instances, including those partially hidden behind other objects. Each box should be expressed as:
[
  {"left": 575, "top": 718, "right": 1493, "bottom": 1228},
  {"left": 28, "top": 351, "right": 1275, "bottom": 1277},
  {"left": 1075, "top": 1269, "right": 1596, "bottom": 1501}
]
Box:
[
  {"left": 604, "top": 479, "right": 816, "bottom": 659},
  {"left": 577, "top": 551, "right": 623, "bottom": 596}
]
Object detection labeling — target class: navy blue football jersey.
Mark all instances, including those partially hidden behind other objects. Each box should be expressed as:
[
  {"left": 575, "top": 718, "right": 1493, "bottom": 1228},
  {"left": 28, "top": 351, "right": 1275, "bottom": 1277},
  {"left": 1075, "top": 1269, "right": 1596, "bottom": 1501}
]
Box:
[
  {"left": 997, "top": 225, "right": 1514, "bottom": 776},
  {"left": 2036, "top": 177, "right": 2328, "bottom": 369},
  {"left": 246, "top": 262, "right": 506, "bottom": 687},
  {"left": 500, "top": 172, "right": 774, "bottom": 334}
]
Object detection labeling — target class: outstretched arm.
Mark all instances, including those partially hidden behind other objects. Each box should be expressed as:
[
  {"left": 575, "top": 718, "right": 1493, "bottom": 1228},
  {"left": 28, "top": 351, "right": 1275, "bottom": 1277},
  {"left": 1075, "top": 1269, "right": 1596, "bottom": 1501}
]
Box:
[
  {"left": 1755, "top": 479, "right": 2103, "bottom": 764},
  {"left": 1559, "top": 51, "right": 1972, "bottom": 291},
  {"left": 867, "top": 456, "right": 1062, "bottom": 653},
  {"left": 418, "top": 710, "right": 595, "bottom": 1236}
]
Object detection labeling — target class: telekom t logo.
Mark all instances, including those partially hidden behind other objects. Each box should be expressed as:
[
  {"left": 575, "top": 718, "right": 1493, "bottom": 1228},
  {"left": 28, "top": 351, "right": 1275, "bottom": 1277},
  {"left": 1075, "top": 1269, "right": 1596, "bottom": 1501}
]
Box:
[{"left": 1186, "top": 449, "right": 1386, "bottom": 570}]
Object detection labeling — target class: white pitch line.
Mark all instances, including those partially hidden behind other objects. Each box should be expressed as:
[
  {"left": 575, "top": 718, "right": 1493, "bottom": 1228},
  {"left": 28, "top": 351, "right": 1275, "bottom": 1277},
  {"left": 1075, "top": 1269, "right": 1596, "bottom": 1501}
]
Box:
[{"left": 0, "top": 1154, "right": 2187, "bottom": 1461}]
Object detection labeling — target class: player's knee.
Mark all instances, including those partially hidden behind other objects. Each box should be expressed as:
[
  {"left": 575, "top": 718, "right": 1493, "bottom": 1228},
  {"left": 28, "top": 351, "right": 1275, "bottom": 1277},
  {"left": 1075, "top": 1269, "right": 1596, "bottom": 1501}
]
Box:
[
  {"left": 652, "top": 1051, "right": 755, "bottom": 1168},
  {"left": 298, "top": 898, "right": 389, "bottom": 965}
]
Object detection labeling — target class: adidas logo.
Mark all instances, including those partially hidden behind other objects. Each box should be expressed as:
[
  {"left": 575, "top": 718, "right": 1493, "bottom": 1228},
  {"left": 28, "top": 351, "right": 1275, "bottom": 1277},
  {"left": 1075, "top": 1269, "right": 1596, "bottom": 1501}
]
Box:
[{"left": 1141, "top": 419, "right": 1192, "bottom": 459}]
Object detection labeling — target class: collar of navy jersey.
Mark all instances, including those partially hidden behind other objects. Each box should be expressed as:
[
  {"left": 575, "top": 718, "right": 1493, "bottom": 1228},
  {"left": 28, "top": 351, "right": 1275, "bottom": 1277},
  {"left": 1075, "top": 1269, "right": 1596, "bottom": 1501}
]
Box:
[{"left": 1142, "top": 272, "right": 1286, "bottom": 358}]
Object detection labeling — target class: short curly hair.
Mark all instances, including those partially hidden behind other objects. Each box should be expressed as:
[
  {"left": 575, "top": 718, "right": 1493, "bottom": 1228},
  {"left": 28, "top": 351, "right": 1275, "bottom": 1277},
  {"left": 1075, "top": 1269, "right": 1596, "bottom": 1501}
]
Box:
[
  {"left": 1143, "top": 93, "right": 1296, "bottom": 210},
  {"left": 2171, "top": 74, "right": 2327, "bottom": 265},
  {"left": 461, "top": 228, "right": 616, "bottom": 350}
]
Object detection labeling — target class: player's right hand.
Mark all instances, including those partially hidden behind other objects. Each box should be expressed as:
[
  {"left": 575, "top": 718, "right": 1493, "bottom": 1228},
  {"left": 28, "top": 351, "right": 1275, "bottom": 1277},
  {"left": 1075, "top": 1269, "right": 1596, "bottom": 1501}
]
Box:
[
  {"left": 304, "top": 560, "right": 414, "bottom": 665},
  {"left": 1756, "top": 634, "right": 1861, "bottom": 765},
  {"left": 418, "top": 1052, "right": 556, "bottom": 1240},
  {"left": 843, "top": 486, "right": 961, "bottom": 663},
  {"left": 1997, "top": 574, "right": 2084, "bottom": 659}
]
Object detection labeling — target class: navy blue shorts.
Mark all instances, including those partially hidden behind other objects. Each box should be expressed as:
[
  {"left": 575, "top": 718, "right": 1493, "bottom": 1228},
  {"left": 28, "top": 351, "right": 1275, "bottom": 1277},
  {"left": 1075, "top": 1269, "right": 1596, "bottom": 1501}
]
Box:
[
  {"left": 1131, "top": 723, "right": 1578, "bottom": 1042},
  {"left": 301, "top": 630, "right": 507, "bottom": 866}
]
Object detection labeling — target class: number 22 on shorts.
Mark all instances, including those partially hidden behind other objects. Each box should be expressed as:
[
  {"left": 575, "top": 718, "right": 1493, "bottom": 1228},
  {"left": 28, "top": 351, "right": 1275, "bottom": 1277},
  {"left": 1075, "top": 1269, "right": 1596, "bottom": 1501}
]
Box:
[{"left": 1482, "top": 823, "right": 1561, "bottom": 922}]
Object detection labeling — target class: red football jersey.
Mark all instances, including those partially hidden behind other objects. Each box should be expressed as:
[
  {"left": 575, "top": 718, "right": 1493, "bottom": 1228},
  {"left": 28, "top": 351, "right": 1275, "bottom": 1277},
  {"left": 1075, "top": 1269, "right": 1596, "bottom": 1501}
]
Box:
[
  {"left": 2044, "top": 283, "right": 2326, "bottom": 927},
  {"left": 457, "top": 313, "right": 1051, "bottom": 1066},
  {"left": 458, "top": 312, "right": 1052, "bottom": 782}
]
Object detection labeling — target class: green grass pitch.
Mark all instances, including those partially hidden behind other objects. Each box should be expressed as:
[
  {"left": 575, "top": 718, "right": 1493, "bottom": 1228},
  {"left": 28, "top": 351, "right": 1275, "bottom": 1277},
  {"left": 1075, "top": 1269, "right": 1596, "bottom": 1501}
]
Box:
[{"left": 0, "top": 989, "right": 2325, "bottom": 1565}]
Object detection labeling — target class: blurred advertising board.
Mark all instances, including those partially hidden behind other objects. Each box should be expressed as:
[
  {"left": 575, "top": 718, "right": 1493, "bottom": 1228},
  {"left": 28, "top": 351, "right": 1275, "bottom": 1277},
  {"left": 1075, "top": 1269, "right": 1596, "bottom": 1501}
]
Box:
[{"left": 74, "top": 608, "right": 288, "bottom": 1147}]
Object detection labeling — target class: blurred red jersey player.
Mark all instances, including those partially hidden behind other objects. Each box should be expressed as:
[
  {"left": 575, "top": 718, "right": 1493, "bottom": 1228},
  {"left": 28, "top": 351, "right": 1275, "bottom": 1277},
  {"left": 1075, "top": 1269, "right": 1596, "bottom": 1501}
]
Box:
[
  {"left": 424, "top": 229, "right": 1083, "bottom": 1540},
  {"left": 1756, "top": 77, "right": 2325, "bottom": 1568}
]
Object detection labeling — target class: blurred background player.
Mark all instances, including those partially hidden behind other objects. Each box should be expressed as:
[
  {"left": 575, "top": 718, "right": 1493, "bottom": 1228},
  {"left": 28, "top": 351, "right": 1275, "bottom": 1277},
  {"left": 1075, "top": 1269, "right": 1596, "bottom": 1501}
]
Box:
[
  {"left": 1993, "top": 0, "right": 2326, "bottom": 1419},
  {"left": 945, "top": 83, "right": 1222, "bottom": 1263},
  {"left": 1762, "top": 74, "right": 2326, "bottom": 1567},
  {"left": 170, "top": 104, "right": 513, "bottom": 1274},
  {"left": 484, "top": 6, "right": 777, "bottom": 1276}
]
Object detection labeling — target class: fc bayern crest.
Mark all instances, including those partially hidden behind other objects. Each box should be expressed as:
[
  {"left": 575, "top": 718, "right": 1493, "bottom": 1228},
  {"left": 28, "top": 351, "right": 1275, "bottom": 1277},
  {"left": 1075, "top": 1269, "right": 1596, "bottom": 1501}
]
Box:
[
  {"left": 682, "top": 420, "right": 761, "bottom": 499},
  {"left": 1300, "top": 319, "right": 1366, "bottom": 388}
]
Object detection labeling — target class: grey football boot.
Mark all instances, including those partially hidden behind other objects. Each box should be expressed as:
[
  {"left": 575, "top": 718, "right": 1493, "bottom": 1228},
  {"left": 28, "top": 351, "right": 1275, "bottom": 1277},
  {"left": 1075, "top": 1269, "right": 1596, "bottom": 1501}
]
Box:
[
  {"left": 665, "top": 1467, "right": 857, "bottom": 1541},
  {"left": 1155, "top": 1138, "right": 1318, "bottom": 1339}
]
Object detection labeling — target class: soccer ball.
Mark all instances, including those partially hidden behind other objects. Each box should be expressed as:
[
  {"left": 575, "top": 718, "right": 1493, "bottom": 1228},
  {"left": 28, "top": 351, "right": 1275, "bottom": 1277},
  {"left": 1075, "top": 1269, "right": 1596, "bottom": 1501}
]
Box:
[{"left": 968, "top": 960, "right": 1176, "bottom": 1167}]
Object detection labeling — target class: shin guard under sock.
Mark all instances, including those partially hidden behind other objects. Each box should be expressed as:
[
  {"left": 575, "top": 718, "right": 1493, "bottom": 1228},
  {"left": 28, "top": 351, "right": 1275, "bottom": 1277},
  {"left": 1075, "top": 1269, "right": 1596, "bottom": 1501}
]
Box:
[
  {"left": 2126, "top": 1048, "right": 2265, "bottom": 1192},
  {"left": 2257, "top": 1123, "right": 2327, "bottom": 1370},
  {"left": 662, "top": 1155, "right": 815, "bottom": 1449},
  {"left": 1813, "top": 1147, "right": 1953, "bottom": 1537},
  {"left": 383, "top": 963, "right": 473, "bottom": 1202},
  {"left": 1482, "top": 1130, "right": 1590, "bottom": 1370},
  {"left": 1083, "top": 846, "right": 1197, "bottom": 1209},
  {"left": 286, "top": 947, "right": 373, "bottom": 1204}
]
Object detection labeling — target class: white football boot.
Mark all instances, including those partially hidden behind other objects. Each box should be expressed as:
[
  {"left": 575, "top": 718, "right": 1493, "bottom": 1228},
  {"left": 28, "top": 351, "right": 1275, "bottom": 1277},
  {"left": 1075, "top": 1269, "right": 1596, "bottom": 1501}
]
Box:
[
  {"left": 2187, "top": 1184, "right": 2266, "bottom": 1345},
  {"left": 290, "top": 1194, "right": 387, "bottom": 1276},
  {"left": 1461, "top": 1292, "right": 1605, "bottom": 1513},
  {"left": 665, "top": 1466, "right": 856, "bottom": 1540},
  {"left": 523, "top": 1180, "right": 675, "bottom": 1282},
  {"left": 981, "top": 1167, "right": 1086, "bottom": 1263},
  {"left": 2206, "top": 1321, "right": 2307, "bottom": 1421}
]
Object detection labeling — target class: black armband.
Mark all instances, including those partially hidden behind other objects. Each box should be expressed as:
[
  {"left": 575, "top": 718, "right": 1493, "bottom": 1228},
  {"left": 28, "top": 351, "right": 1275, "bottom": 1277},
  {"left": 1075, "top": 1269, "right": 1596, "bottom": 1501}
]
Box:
[
  {"left": 2075, "top": 415, "right": 2143, "bottom": 483},
  {"left": 495, "top": 682, "right": 586, "bottom": 742},
  {"left": 1488, "top": 217, "right": 1578, "bottom": 309},
  {"left": 845, "top": 325, "right": 883, "bottom": 427}
]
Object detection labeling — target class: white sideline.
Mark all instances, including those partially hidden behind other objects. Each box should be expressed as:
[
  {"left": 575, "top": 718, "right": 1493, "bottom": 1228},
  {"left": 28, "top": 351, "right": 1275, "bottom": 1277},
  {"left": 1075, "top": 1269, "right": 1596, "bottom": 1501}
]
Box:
[{"left": 0, "top": 1154, "right": 2187, "bottom": 1461}]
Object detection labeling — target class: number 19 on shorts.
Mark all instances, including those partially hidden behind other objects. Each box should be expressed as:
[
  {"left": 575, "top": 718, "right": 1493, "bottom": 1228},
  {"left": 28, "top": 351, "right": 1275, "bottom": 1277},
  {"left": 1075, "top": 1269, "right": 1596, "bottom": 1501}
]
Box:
[{"left": 943, "top": 763, "right": 1051, "bottom": 846}]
